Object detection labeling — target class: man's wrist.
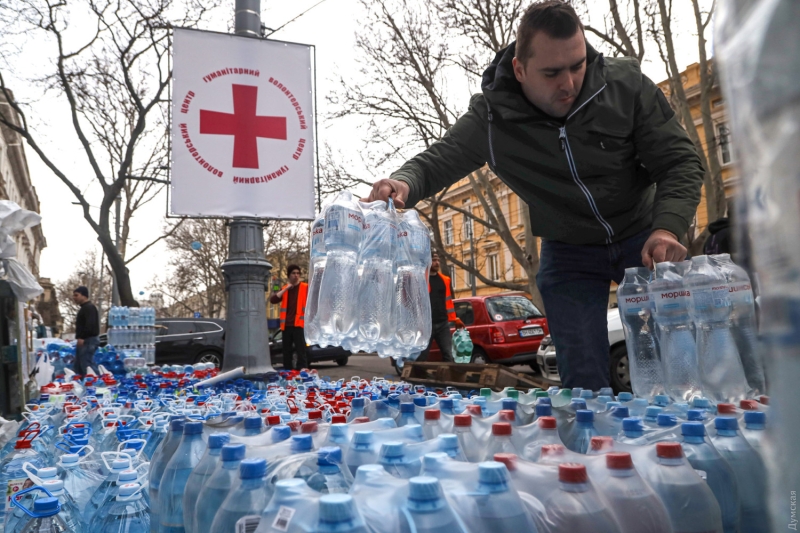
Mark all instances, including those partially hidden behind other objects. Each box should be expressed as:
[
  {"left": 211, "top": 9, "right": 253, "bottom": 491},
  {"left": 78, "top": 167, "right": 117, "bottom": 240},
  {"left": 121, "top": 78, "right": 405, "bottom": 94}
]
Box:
[{"left": 651, "top": 228, "right": 678, "bottom": 240}]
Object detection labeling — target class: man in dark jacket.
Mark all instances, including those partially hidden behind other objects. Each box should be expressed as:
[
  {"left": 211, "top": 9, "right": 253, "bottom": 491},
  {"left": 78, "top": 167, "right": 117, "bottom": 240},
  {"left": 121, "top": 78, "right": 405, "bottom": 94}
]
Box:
[
  {"left": 72, "top": 285, "right": 100, "bottom": 375},
  {"left": 365, "top": 1, "right": 703, "bottom": 390}
]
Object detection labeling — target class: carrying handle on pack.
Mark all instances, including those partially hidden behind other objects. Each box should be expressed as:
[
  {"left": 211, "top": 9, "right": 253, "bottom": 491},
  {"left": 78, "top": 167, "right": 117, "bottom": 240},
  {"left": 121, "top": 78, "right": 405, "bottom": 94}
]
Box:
[
  {"left": 10, "top": 486, "right": 58, "bottom": 518},
  {"left": 22, "top": 462, "right": 45, "bottom": 485},
  {"left": 118, "top": 437, "right": 148, "bottom": 454}
]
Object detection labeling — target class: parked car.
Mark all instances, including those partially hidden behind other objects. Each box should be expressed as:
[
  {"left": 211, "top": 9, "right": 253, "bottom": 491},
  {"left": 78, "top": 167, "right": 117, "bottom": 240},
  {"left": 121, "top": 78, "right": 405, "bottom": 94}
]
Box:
[
  {"left": 394, "top": 292, "right": 549, "bottom": 374},
  {"left": 536, "top": 308, "right": 631, "bottom": 393},
  {"left": 268, "top": 329, "right": 351, "bottom": 367}
]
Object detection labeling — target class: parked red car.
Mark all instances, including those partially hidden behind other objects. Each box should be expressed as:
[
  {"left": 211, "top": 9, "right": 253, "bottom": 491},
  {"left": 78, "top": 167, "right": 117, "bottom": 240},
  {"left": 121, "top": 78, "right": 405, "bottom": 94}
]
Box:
[{"left": 396, "top": 292, "right": 548, "bottom": 371}]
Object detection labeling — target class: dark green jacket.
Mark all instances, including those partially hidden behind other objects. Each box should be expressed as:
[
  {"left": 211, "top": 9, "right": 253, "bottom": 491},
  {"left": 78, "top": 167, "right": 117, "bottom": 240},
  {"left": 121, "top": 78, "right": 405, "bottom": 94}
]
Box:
[{"left": 391, "top": 42, "right": 704, "bottom": 245}]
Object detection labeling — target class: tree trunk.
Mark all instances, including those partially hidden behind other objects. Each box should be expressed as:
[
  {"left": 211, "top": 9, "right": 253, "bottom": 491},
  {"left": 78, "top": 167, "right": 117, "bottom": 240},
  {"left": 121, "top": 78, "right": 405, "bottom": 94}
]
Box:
[{"left": 521, "top": 202, "right": 545, "bottom": 312}]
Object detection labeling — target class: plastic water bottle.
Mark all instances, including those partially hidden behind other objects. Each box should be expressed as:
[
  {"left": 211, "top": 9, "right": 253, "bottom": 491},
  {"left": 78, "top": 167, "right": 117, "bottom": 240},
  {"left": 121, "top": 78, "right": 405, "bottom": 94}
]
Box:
[
  {"left": 307, "top": 447, "right": 350, "bottom": 494},
  {"left": 318, "top": 191, "right": 364, "bottom": 343},
  {"left": 14, "top": 496, "right": 72, "bottom": 533},
  {"left": 0, "top": 436, "right": 48, "bottom": 531},
  {"left": 4, "top": 466, "right": 59, "bottom": 533},
  {"left": 452, "top": 415, "right": 481, "bottom": 463},
  {"left": 58, "top": 453, "right": 105, "bottom": 514},
  {"left": 465, "top": 462, "right": 537, "bottom": 532},
  {"left": 680, "top": 422, "right": 740, "bottom": 533},
  {"left": 396, "top": 403, "right": 419, "bottom": 427},
  {"left": 345, "top": 431, "right": 377, "bottom": 476},
  {"left": 401, "top": 476, "right": 467, "bottom": 533},
  {"left": 483, "top": 423, "right": 517, "bottom": 461},
  {"left": 94, "top": 482, "right": 149, "bottom": 533},
  {"left": 39, "top": 480, "right": 84, "bottom": 533},
  {"left": 88, "top": 469, "right": 140, "bottom": 530},
  {"left": 649, "top": 261, "right": 703, "bottom": 402},
  {"left": 193, "top": 444, "right": 245, "bottom": 533},
  {"left": 346, "top": 398, "right": 366, "bottom": 423},
  {"left": 711, "top": 254, "right": 766, "bottom": 396},
  {"left": 597, "top": 452, "right": 672, "bottom": 533},
  {"left": 149, "top": 417, "right": 185, "bottom": 533},
  {"left": 182, "top": 433, "right": 229, "bottom": 533},
  {"left": 378, "top": 442, "right": 416, "bottom": 479},
  {"left": 422, "top": 410, "right": 443, "bottom": 441},
  {"left": 711, "top": 417, "right": 770, "bottom": 532},
  {"left": 209, "top": 458, "right": 270, "bottom": 533},
  {"left": 741, "top": 411, "right": 766, "bottom": 452},
  {"left": 685, "top": 256, "right": 749, "bottom": 402},
  {"left": 643, "top": 442, "right": 723, "bottom": 533},
  {"left": 354, "top": 201, "right": 396, "bottom": 353},
  {"left": 158, "top": 420, "right": 206, "bottom": 533},
  {"left": 393, "top": 210, "right": 432, "bottom": 357},
  {"left": 618, "top": 267, "right": 665, "bottom": 400},
  {"left": 312, "top": 494, "right": 368, "bottom": 533},
  {"left": 541, "top": 463, "right": 620, "bottom": 532},
  {"left": 562, "top": 410, "right": 598, "bottom": 454},
  {"left": 86, "top": 458, "right": 130, "bottom": 523},
  {"left": 305, "top": 210, "right": 328, "bottom": 346}
]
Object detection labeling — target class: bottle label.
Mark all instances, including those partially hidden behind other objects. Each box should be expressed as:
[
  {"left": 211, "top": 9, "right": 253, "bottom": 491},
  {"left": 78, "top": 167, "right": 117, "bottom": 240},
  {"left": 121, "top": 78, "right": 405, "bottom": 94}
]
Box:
[
  {"left": 325, "top": 206, "right": 363, "bottom": 244},
  {"left": 692, "top": 285, "right": 730, "bottom": 310},
  {"left": 235, "top": 515, "right": 261, "bottom": 533},
  {"left": 311, "top": 221, "right": 325, "bottom": 254},
  {"left": 5, "top": 477, "right": 26, "bottom": 511},
  {"left": 618, "top": 294, "right": 652, "bottom": 315},
  {"left": 271, "top": 506, "right": 296, "bottom": 532},
  {"left": 654, "top": 289, "right": 691, "bottom": 313},
  {"left": 728, "top": 281, "right": 753, "bottom": 306}
]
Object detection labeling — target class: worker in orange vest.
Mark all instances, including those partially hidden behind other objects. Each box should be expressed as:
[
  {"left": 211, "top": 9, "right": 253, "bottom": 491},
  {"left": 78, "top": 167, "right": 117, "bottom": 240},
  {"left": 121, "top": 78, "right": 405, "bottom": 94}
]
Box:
[
  {"left": 269, "top": 264, "right": 308, "bottom": 370},
  {"left": 420, "top": 251, "right": 464, "bottom": 362}
]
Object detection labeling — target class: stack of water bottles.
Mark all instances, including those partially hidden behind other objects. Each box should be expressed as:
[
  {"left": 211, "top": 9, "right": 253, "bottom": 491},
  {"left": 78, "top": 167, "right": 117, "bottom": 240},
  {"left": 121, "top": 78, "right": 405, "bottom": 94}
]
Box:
[
  {"left": 304, "top": 191, "right": 432, "bottom": 366},
  {"left": 618, "top": 254, "right": 766, "bottom": 404},
  {"left": 107, "top": 307, "right": 158, "bottom": 365}
]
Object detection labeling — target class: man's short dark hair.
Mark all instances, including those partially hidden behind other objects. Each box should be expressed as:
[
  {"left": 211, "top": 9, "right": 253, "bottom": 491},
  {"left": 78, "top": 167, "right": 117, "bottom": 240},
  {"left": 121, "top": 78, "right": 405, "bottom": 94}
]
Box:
[
  {"left": 287, "top": 264, "right": 301, "bottom": 276},
  {"left": 73, "top": 286, "right": 89, "bottom": 298},
  {"left": 515, "top": 1, "right": 584, "bottom": 64}
]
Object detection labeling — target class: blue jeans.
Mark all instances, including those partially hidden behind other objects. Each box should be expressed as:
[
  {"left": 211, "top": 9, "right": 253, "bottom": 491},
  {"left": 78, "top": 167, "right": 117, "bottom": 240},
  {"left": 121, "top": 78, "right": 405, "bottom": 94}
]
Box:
[
  {"left": 536, "top": 229, "right": 651, "bottom": 391},
  {"left": 75, "top": 336, "right": 100, "bottom": 376}
]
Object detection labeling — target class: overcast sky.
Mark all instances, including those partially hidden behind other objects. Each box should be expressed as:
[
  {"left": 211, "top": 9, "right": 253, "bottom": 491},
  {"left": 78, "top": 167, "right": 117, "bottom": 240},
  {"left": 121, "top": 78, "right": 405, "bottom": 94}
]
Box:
[{"left": 3, "top": 0, "right": 704, "bottom": 304}]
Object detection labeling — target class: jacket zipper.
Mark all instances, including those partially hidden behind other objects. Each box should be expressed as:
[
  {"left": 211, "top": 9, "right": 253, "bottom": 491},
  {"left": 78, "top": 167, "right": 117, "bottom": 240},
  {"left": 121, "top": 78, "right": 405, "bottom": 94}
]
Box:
[{"left": 558, "top": 84, "right": 614, "bottom": 244}]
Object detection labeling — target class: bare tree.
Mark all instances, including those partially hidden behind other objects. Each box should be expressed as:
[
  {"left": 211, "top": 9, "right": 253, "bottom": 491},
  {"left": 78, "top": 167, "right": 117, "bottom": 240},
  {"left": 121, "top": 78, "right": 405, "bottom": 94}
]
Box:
[
  {"left": 56, "top": 249, "right": 113, "bottom": 332},
  {"left": 0, "top": 0, "right": 218, "bottom": 307},
  {"left": 575, "top": 0, "right": 649, "bottom": 60}
]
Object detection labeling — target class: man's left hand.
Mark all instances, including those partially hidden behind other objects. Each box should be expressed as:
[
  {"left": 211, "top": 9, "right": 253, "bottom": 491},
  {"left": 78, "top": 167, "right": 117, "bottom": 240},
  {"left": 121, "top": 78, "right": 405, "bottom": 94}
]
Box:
[
  {"left": 454, "top": 318, "right": 466, "bottom": 329},
  {"left": 641, "top": 229, "right": 686, "bottom": 270},
  {"left": 76, "top": 339, "right": 84, "bottom": 347}
]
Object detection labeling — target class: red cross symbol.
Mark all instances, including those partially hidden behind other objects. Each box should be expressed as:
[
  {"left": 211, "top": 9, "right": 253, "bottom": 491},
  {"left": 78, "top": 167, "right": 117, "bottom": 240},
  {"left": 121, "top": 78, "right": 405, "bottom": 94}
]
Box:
[{"left": 199, "top": 84, "right": 287, "bottom": 169}]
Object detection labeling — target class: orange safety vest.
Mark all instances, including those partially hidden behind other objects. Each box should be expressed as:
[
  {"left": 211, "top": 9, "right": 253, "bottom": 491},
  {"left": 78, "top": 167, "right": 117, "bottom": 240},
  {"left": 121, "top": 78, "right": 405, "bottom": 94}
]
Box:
[
  {"left": 279, "top": 282, "right": 308, "bottom": 330},
  {"left": 428, "top": 273, "right": 457, "bottom": 323}
]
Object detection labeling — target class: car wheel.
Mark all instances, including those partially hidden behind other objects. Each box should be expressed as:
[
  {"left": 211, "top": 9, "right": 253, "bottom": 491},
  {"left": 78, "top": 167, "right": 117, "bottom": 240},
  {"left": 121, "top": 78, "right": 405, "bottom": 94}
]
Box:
[
  {"left": 470, "top": 347, "right": 489, "bottom": 365},
  {"left": 609, "top": 345, "right": 632, "bottom": 394},
  {"left": 195, "top": 351, "right": 223, "bottom": 368},
  {"left": 336, "top": 357, "right": 349, "bottom": 366}
]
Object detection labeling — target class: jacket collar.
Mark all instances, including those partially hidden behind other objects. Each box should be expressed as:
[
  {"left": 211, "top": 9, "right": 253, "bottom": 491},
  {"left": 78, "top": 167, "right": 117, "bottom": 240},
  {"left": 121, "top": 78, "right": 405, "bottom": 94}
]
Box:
[{"left": 481, "top": 39, "right": 606, "bottom": 122}]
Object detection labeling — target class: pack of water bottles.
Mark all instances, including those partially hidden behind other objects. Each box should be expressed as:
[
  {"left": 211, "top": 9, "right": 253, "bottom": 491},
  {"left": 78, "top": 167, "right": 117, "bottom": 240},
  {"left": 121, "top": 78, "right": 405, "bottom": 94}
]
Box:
[
  {"left": 305, "top": 191, "right": 432, "bottom": 364},
  {"left": 617, "top": 254, "right": 766, "bottom": 404},
  {"left": 107, "top": 307, "right": 157, "bottom": 365}
]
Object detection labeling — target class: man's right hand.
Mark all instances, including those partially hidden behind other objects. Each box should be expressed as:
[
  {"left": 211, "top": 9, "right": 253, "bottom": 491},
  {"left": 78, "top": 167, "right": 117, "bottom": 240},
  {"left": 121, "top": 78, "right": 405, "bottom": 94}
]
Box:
[{"left": 363, "top": 179, "right": 410, "bottom": 209}]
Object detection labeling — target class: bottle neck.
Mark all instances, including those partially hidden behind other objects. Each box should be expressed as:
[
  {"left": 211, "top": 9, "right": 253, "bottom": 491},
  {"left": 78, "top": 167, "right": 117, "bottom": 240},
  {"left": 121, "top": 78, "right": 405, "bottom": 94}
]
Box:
[
  {"left": 608, "top": 468, "right": 635, "bottom": 478},
  {"left": 683, "top": 435, "right": 705, "bottom": 444},
  {"left": 657, "top": 457, "right": 684, "bottom": 466},
  {"left": 716, "top": 429, "right": 738, "bottom": 437},
  {"left": 745, "top": 424, "right": 765, "bottom": 431},
  {"left": 559, "top": 481, "right": 589, "bottom": 493},
  {"left": 238, "top": 477, "right": 265, "bottom": 490}
]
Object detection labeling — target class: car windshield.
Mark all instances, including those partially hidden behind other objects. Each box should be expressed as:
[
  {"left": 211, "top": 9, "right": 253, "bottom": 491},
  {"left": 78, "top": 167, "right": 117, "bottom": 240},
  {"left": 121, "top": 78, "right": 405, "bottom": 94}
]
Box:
[{"left": 485, "top": 296, "right": 543, "bottom": 322}]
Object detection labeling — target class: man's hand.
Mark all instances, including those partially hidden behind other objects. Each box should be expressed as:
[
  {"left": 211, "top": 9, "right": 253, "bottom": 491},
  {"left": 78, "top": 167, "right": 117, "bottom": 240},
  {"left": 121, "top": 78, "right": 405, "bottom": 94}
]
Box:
[
  {"left": 454, "top": 318, "right": 466, "bottom": 329},
  {"left": 363, "top": 179, "right": 410, "bottom": 209},
  {"left": 641, "top": 229, "right": 686, "bottom": 270},
  {"left": 76, "top": 339, "right": 84, "bottom": 347}
]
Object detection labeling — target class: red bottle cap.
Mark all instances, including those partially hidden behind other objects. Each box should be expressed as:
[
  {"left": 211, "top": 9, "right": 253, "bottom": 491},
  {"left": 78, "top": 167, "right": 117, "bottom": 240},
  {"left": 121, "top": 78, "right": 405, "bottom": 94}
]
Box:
[
  {"left": 493, "top": 453, "right": 517, "bottom": 472},
  {"left": 537, "top": 416, "right": 556, "bottom": 429},
  {"left": 541, "top": 444, "right": 566, "bottom": 458},
  {"left": 265, "top": 415, "right": 281, "bottom": 426},
  {"left": 590, "top": 436, "right": 614, "bottom": 452},
  {"left": 454, "top": 414, "right": 472, "bottom": 427},
  {"left": 352, "top": 417, "right": 370, "bottom": 424},
  {"left": 307, "top": 410, "right": 322, "bottom": 420},
  {"left": 286, "top": 420, "right": 302, "bottom": 432},
  {"left": 301, "top": 421, "right": 318, "bottom": 434},
  {"left": 656, "top": 442, "right": 683, "bottom": 459},
  {"left": 717, "top": 403, "right": 737, "bottom": 414},
  {"left": 330, "top": 415, "right": 346, "bottom": 424},
  {"left": 559, "top": 463, "right": 587, "bottom": 483},
  {"left": 492, "top": 422, "right": 512, "bottom": 436},
  {"left": 424, "top": 409, "right": 441, "bottom": 421},
  {"left": 759, "top": 395, "right": 770, "bottom": 406},
  {"left": 606, "top": 452, "right": 633, "bottom": 470},
  {"left": 498, "top": 410, "right": 515, "bottom": 422},
  {"left": 465, "top": 405, "right": 483, "bottom": 416},
  {"left": 739, "top": 400, "right": 759, "bottom": 411}
]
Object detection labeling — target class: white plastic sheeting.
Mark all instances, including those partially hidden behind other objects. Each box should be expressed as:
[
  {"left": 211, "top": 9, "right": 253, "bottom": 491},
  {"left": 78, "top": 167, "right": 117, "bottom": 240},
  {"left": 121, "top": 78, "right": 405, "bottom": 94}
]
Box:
[{"left": 0, "top": 200, "right": 43, "bottom": 301}]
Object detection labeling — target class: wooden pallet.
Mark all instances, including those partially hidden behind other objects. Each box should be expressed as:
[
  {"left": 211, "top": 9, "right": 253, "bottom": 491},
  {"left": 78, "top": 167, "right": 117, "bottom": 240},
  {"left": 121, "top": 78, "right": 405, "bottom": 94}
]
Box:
[{"left": 400, "top": 362, "right": 548, "bottom": 392}]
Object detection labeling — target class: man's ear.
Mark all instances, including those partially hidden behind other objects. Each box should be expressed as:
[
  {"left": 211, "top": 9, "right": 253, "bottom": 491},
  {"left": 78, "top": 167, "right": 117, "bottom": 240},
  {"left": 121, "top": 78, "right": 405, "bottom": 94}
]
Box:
[{"left": 512, "top": 57, "right": 525, "bottom": 83}]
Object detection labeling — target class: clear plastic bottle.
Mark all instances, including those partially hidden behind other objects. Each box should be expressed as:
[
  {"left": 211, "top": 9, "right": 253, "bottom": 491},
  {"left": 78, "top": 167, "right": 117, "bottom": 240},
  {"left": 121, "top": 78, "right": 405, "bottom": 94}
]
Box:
[
  {"left": 400, "top": 476, "right": 467, "bottom": 533},
  {"left": 618, "top": 267, "right": 665, "bottom": 400},
  {"left": 599, "top": 453, "right": 672, "bottom": 533},
  {"left": 88, "top": 469, "right": 140, "bottom": 530},
  {"left": 0, "top": 436, "right": 47, "bottom": 530},
  {"left": 16, "top": 497, "right": 73, "bottom": 533},
  {"left": 378, "top": 442, "right": 416, "bottom": 479},
  {"left": 393, "top": 210, "right": 432, "bottom": 357},
  {"left": 193, "top": 444, "right": 246, "bottom": 533},
  {"left": 711, "top": 416, "right": 770, "bottom": 533},
  {"left": 648, "top": 260, "right": 703, "bottom": 402},
  {"left": 422, "top": 410, "right": 443, "bottom": 441},
  {"left": 182, "top": 433, "right": 229, "bottom": 533},
  {"left": 483, "top": 423, "right": 517, "bottom": 461},
  {"left": 4, "top": 466, "right": 59, "bottom": 533},
  {"left": 94, "top": 482, "right": 149, "bottom": 533},
  {"left": 149, "top": 417, "right": 184, "bottom": 533},
  {"left": 313, "top": 494, "right": 369, "bottom": 533},
  {"left": 86, "top": 458, "right": 131, "bottom": 524},
  {"left": 209, "top": 458, "right": 270, "bottom": 533},
  {"left": 396, "top": 403, "right": 420, "bottom": 427},
  {"left": 38, "top": 480, "right": 84, "bottom": 533},
  {"left": 465, "top": 462, "right": 537, "bottom": 532},
  {"left": 741, "top": 411, "right": 766, "bottom": 452},
  {"left": 685, "top": 256, "right": 749, "bottom": 402},
  {"left": 305, "top": 210, "right": 328, "bottom": 346},
  {"left": 318, "top": 191, "right": 364, "bottom": 343},
  {"left": 562, "top": 410, "right": 599, "bottom": 454},
  {"left": 542, "top": 463, "right": 620, "bottom": 532},
  {"left": 158, "top": 420, "right": 206, "bottom": 533},
  {"left": 307, "top": 447, "right": 350, "bottom": 494},
  {"left": 344, "top": 431, "right": 376, "bottom": 476},
  {"left": 452, "top": 415, "right": 482, "bottom": 463},
  {"left": 710, "top": 254, "right": 766, "bottom": 396},
  {"left": 58, "top": 453, "right": 105, "bottom": 514}
]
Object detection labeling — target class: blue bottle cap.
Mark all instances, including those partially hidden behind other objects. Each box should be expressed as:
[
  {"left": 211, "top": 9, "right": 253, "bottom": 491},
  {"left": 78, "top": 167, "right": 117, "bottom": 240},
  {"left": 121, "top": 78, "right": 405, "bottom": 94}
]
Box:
[
  {"left": 351, "top": 397, "right": 365, "bottom": 409},
  {"left": 580, "top": 390, "right": 594, "bottom": 399},
  {"left": 404, "top": 425, "right": 423, "bottom": 440},
  {"left": 221, "top": 443, "right": 246, "bottom": 462},
  {"left": 570, "top": 399, "right": 587, "bottom": 410},
  {"left": 744, "top": 411, "right": 766, "bottom": 426},
  {"left": 693, "top": 397, "right": 711, "bottom": 409},
  {"left": 596, "top": 395, "right": 613, "bottom": 405},
  {"left": 330, "top": 424, "right": 348, "bottom": 438},
  {"left": 319, "top": 494, "right": 358, "bottom": 523},
  {"left": 501, "top": 399, "right": 517, "bottom": 411},
  {"left": 244, "top": 416, "right": 263, "bottom": 430},
  {"left": 117, "top": 483, "right": 140, "bottom": 498},
  {"left": 645, "top": 406, "right": 664, "bottom": 418},
  {"left": 599, "top": 387, "right": 613, "bottom": 396},
  {"left": 617, "top": 392, "right": 633, "bottom": 402},
  {"left": 606, "top": 401, "right": 622, "bottom": 409},
  {"left": 687, "top": 409, "right": 705, "bottom": 421},
  {"left": 413, "top": 397, "right": 427, "bottom": 407},
  {"left": 229, "top": 415, "right": 244, "bottom": 425},
  {"left": 275, "top": 478, "right": 306, "bottom": 496},
  {"left": 622, "top": 417, "right": 644, "bottom": 432},
  {"left": 124, "top": 440, "right": 145, "bottom": 451},
  {"left": 473, "top": 397, "right": 487, "bottom": 406},
  {"left": 714, "top": 416, "right": 739, "bottom": 431},
  {"left": 439, "top": 398, "right": 453, "bottom": 411},
  {"left": 353, "top": 431, "right": 373, "bottom": 445},
  {"left": 576, "top": 410, "right": 594, "bottom": 423},
  {"left": 318, "top": 446, "right": 343, "bottom": 466},
  {"left": 632, "top": 398, "right": 649, "bottom": 408},
  {"left": 438, "top": 434, "right": 458, "bottom": 451},
  {"left": 169, "top": 414, "right": 185, "bottom": 422},
  {"left": 381, "top": 441, "right": 405, "bottom": 458},
  {"left": 571, "top": 388, "right": 584, "bottom": 397},
  {"left": 170, "top": 419, "right": 185, "bottom": 431},
  {"left": 535, "top": 404, "right": 552, "bottom": 417},
  {"left": 681, "top": 422, "right": 706, "bottom": 437},
  {"left": 657, "top": 414, "right": 678, "bottom": 427},
  {"left": 239, "top": 458, "right": 267, "bottom": 479},
  {"left": 291, "top": 435, "right": 313, "bottom": 453},
  {"left": 184, "top": 421, "right": 203, "bottom": 435},
  {"left": 387, "top": 394, "right": 400, "bottom": 407},
  {"left": 208, "top": 433, "right": 230, "bottom": 449},
  {"left": 536, "top": 397, "right": 552, "bottom": 406},
  {"left": 478, "top": 461, "right": 509, "bottom": 485},
  {"left": 272, "top": 426, "right": 291, "bottom": 443},
  {"left": 408, "top": 476, "right": 443, "bottom": 501},
  {"left": 610, "top": 406, "right": 630, "bottom": 419},
  {"left": 33, "top": 497, "right": 59, "bottom": 515},
  {"left": 400, "top": 402, "right": 415, "bottom": 413}
]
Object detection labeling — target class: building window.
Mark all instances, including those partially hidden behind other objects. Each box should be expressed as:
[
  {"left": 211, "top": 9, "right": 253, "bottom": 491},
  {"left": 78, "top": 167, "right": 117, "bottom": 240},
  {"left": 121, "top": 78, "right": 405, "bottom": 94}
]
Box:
[
  {"left": 463, "top": 217, "right": 473, "bottom": 241},
  {"left": 443, "top": 220, "right": 453, "bottom": 245},
  {"left": 449, "top": 265, "right": 456, "bottom": 288},
  {"left": 487, "top": 254, "right": 499, "bottom": 280},
  {"left": 717, "top": 123, "right": 732, "bottom": 165}
]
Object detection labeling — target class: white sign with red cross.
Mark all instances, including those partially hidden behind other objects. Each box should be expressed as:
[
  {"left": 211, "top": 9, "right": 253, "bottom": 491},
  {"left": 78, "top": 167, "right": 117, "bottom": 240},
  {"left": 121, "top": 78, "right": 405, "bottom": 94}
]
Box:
[{"left": 171, "top": 28, "right": 315, "bottom": 219}]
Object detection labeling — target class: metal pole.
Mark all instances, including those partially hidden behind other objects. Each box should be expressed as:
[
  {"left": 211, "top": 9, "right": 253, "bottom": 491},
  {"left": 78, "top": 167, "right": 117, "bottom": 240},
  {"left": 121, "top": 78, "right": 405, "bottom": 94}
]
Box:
[
  {"left": 221, "top": 0, "right": 275, "bottom": 375},
  {"left": 111, "top": 194, "right": 121, "bottom": 306},
  {"left": 469, "top": 222, "right": 476, "bottom": 297}
]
